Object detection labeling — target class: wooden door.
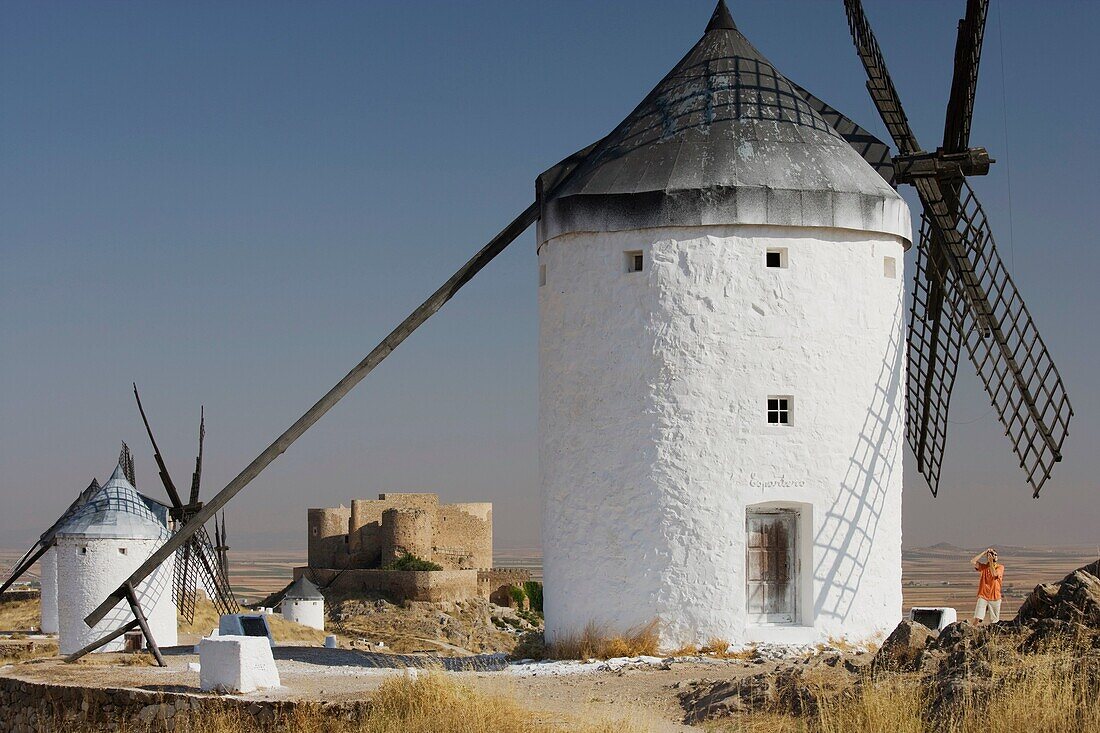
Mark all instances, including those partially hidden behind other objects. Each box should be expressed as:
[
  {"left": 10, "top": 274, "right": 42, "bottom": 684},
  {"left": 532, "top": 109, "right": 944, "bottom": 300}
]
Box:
[{"left": 746, "top": 510, "right": 797, "bottom": 624}]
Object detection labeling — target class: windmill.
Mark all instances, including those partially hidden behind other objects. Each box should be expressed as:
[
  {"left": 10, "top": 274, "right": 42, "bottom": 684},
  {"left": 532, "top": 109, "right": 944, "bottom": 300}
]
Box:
[
  {"left": 0, "top": 477, "right": 100, "bottom": 597},
  {"left": 73, "top": 0, "right": 1074, "bottom": 655},
  {"left": 132, "top": 385, "right": 238, "bottom": 622},
  {"left": 843, "top": 0, "right": 1072, "bottom": 497}
]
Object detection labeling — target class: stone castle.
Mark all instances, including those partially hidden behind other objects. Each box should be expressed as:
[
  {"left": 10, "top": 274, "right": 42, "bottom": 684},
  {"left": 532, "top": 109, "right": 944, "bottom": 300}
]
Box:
[{"left": 308, "top": 493, "right": 492, "bottom": 571}]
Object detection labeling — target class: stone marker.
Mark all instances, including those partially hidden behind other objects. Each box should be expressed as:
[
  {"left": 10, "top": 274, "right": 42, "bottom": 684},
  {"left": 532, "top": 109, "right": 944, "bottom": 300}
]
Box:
[{"left": 199, "top": 635, "right": 281, "bottom": 693}]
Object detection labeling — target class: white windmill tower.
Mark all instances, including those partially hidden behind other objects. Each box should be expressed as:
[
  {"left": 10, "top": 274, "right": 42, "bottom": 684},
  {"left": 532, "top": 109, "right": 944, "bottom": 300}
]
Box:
[
  {"left": 55, "top": 463, "right": 178, "bottom": 655},
  {"left": 537, "top": 2, "right": 910, "bottom": 647},
  {"left": 280, "top": 576, "right": 325, "bottom": 631}
]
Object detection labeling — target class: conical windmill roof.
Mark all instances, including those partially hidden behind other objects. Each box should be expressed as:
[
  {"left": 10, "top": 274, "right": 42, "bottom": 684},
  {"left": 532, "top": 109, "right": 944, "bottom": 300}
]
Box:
[
  {"left": 537, "top": 0, "right": 909, "bottom": 244},
  {"left": 284, "top": 575, "right": 324, "bottom": 601},
  {"left": 58, "top": 463, "right": 170, "bottom": 540}
]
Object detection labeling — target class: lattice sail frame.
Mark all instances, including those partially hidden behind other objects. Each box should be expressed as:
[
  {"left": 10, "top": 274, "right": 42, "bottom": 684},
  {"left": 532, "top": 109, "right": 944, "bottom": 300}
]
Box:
[
  {"left": 845, "top": 0, "right": 1073, "bottom": 497},
  {"left": 913, "top": 178, "right": 1072, "bottom": 496},
  {"left": 907, "top": 217, "right": 964, "bottom": 496},
  {"left": 172, "top": 523, "right": 237, "bottom": 623}
]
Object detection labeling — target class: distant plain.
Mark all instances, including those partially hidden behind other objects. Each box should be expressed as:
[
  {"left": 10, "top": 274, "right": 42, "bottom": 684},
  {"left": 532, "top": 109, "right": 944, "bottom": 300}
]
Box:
[{"left": 3, "top": 544, "right": 1095, "bottom": 619}]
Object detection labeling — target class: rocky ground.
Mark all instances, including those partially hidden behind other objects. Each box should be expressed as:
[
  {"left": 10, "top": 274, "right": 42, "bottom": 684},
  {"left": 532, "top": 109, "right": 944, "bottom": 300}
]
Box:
[
  {"left": 327, "top": 595, "right": 541, "bottom": 655},
  {"left": 2, "top": 561, "right": 1098, "bottom": 732},
  {"left": 678, "top": 560, "right": 1100, "bottom": 727}
]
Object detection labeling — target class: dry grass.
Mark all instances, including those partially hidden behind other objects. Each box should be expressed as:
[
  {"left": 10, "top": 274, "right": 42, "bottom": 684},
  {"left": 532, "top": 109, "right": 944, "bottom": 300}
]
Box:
[
  {"left": 73, "top": 651, "right": 157, "bottom": 667},
  {"left": 178, "top": 597, "right": 331, "bottom": 646},
  {"left": 671, "top": 638, "right": 757, "bottom": 660},
  {"left": 546, "top": 620, "right": 661, "bottom": 660},
  {"left": 0, "top": 598, "right": 42, "bottom": 632},
  {"left": 151, "top": 673, "right": 650, "bottom": 733}
]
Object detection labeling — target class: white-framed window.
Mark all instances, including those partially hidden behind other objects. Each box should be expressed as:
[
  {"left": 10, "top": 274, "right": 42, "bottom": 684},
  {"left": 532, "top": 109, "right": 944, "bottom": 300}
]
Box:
[
  {"left": 625, "top": 250, "right": 644, "bottom": 273},
  {"left": 883, "top": 256, "right": 897, "bottom": 279},
  {"left": 767, "top": 396, "right": 793, "bottom": 425},
  {"left": 766, "top": 248, "right": 788, "bottom": 269},
  {"left": 539, "top": 263, "right": 547, "bottom": 287}
]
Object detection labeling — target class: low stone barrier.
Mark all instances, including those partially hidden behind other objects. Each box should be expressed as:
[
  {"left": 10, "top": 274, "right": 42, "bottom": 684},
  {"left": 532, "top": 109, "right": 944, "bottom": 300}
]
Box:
[
  {"left": 293, "top": 567, "right": 480, "bottom": 603},
  {"left": 0, "top": 675, "right": 368, "bottom": 733}
]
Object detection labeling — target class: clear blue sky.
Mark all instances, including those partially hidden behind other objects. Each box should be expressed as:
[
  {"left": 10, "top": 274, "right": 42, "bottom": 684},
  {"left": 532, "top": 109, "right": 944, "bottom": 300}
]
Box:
[{"left": 1, "top": 1, "right": 1097, "bottom": 553}]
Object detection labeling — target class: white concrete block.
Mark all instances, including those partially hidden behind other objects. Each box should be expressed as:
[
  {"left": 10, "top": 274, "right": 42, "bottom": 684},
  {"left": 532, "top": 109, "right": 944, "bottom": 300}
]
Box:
[{"left": 199, "top": 635, "right": 280, "bottom": 694}]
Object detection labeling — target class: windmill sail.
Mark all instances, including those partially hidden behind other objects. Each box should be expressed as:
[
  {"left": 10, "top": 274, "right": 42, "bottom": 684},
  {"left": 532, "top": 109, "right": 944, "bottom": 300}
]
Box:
[
  {"left": 843, "top": 0, "right": 1073, "bottom": 496},
  {"left": 132, "top": 387, "right": 238, "bottom": 621}
]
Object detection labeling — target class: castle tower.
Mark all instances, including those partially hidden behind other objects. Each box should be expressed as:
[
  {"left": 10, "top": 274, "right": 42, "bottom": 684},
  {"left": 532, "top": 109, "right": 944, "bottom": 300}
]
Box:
[
  {"left": 538, "top": 2, "right": 910, "bottom": 648},
  {"left": 55, "top": 464, "right": 177, "bottom": 655}
]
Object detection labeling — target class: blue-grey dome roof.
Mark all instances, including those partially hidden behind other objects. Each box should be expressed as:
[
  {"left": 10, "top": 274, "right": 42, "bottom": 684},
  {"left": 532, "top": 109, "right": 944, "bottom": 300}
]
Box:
[{"left": 58, "top": 464, "right": 170, "bottom": 540}]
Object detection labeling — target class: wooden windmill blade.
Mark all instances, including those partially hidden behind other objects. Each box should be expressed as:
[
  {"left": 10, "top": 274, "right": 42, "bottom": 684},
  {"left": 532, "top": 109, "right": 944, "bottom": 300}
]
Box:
[
  {"left": 134, "top": 384, "right": 184, "bottom": 509},
  {"left": 907, "top": 217, "right": 965, "bottom": 496},
  {"left": 844, "top": 0, "right": 1074, "bottom": 497},
  {"left": 84, "top": 201, "right": 541, "bottom": 630},
  {"left": 943, "top": 0, "right": 989, "bottom": 155},
  {"left": 843, "top": 0, "right": 920, "bottom": 156},
  {"left": 918, "top": 178, "right": 1072, "bottom": 496},
  {"left": 189, "top": 407, "right": 204, "bottom": 507}
]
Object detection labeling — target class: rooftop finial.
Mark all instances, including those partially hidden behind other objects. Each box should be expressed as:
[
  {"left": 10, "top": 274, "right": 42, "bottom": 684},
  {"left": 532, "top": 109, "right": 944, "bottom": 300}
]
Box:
[{"left": 705, "top": 0, "right": 737, "bottom": 33}]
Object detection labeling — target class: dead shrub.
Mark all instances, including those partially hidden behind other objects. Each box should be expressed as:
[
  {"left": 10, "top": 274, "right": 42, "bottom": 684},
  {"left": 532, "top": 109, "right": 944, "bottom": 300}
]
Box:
[{"left": 547, "top": 620, "right": 660, "bottom": 660}]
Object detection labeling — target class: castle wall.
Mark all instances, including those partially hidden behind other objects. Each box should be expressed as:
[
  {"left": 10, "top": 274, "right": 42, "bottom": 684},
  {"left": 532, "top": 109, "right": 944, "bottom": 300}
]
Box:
[
  {"left": 307, "top": 507, "right": 350, "bottom": 570},
  {"left": 294, "top": 567, "right": 479, "bottom": 604},
  {"left": 433, "top": 504, "right": 493, "bottom": 569}
]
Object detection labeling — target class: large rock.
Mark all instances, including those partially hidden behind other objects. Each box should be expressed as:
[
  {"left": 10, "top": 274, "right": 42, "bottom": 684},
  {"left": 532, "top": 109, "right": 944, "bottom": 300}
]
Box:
[
  {"left": 679, "top": 675, "right": 775, "bottom": 722},
  {"left": 1017, "top": 561, "right": 1100, "bottom": 627},
  {"left": 873, "top": 620, "right": 936, "bottom": 671}
]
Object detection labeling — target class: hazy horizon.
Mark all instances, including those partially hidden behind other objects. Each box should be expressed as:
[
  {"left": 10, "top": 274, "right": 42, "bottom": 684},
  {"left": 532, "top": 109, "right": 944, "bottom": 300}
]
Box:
[{"left": 2, "top": 1, "right": 1097, "bottom": 556}]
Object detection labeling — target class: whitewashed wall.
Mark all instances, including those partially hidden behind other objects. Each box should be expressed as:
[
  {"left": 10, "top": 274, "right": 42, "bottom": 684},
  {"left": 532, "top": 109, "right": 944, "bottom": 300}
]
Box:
[
  {"left": 539, "top": 224, "right": 906, "bottom": 649},
  {"left": 282, "top": 599, "right": 325, "bottom": 631},
  {"left": 40, "top": 547, "right": 59, "bottom": 635},
  {"left": 56, "top": 537, "right": 177, "bottom": 655}
]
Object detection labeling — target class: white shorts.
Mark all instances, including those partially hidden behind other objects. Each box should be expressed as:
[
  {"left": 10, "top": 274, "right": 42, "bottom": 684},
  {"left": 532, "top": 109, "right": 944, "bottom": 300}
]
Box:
[{"left": 974, "top": 597, "right": 1001, "bottom": 623}]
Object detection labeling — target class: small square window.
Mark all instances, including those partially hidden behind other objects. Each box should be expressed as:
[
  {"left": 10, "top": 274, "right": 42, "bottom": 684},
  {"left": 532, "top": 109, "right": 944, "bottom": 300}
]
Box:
[
  {"left": 118, "top": 547, "right": 127, "bottom": 555},
  {"left": 539, "top": 263, "right": 547, "bottom": 287},
  {"left": 79, "top": 547, "right": 88, "bottom": 555},
  {"left": 767, "top": 396, "right": 793, "bottom": 425},
  {"left": 766, "top": 248, "right": 788, "bottom": 269},
  {"left": 883, "top": 256, "right": 897, "bottom": 279},
  {"left": 626, "top": 250, "right": 644, "bottom": 273}
]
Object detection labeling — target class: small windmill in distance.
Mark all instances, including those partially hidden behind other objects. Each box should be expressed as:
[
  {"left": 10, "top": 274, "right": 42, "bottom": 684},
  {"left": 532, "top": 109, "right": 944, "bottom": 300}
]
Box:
[{"left": 133, "top": 385, "right": 238, "bottom": 622}]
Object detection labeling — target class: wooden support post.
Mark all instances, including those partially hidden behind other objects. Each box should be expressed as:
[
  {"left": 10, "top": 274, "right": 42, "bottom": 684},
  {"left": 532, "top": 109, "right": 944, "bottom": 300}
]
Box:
[
  {"left": 64, "top": 619, "right": 141, "bottom": 662},
  {"left": 124, "top": 582, "right": 166, "bottom": 667}
]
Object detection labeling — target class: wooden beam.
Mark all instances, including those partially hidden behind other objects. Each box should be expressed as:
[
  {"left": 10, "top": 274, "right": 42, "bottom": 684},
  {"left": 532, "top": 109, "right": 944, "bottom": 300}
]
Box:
[{"left": 85, "top": 201, "right": 540, "bottom": 629}]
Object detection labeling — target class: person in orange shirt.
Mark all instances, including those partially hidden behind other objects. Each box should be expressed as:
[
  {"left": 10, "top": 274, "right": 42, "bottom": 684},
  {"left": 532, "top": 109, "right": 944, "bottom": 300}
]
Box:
[{"left": 971, "top": 547, "right": 1005, "bottom": 624}]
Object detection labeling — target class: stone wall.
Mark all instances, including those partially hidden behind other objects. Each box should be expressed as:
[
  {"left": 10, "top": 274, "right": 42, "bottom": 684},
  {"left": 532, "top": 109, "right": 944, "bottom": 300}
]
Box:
[
  {"left": 295, "top": 567, "right": 479, "bottom": 604},
  {"left": 477, "top": 569, "right": 532, "bottom": 607},
  {"left": 0, "top": 675, "right": 369, "bottom": 733},
  {"left": 434, "top": 504, "right": 492, "bottom": 570}
]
